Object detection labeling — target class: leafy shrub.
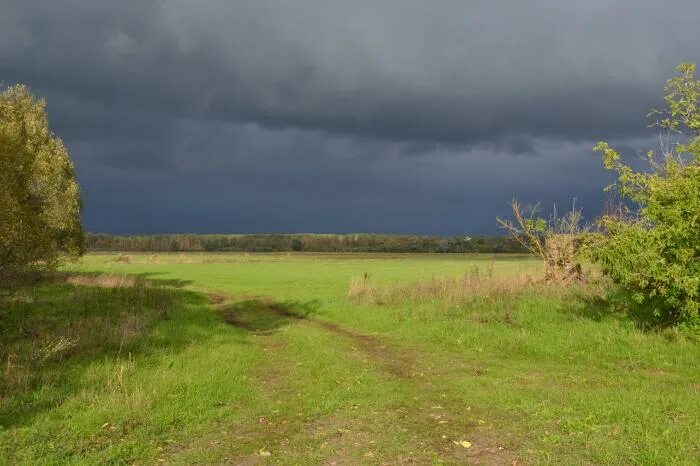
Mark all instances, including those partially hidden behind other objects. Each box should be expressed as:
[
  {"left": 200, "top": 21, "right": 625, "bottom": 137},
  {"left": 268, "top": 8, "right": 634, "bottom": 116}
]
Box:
[{"left": 588, "top": 64, "right": 700, "bottom": 328}]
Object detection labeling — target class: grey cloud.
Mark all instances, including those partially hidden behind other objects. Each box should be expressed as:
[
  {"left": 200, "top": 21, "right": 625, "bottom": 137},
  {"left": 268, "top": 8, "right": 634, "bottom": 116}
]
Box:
[{"left": 3, "top": 0, "right": 699, "bottom": 145}]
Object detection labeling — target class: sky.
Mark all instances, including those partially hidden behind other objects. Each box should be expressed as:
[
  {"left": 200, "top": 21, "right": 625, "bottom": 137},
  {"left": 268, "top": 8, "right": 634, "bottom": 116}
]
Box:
[{"left": 2, "top": 1, "right": 699, "bottom": 235}]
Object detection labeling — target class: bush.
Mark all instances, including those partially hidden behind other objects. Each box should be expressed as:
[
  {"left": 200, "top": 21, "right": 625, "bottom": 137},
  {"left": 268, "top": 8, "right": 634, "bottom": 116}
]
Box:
[
  {"left": 498, "top": 199, "right": 585, "bottom": 284},
  {"left": 588, "top": 64, "right": 700, "bottom": 328}
]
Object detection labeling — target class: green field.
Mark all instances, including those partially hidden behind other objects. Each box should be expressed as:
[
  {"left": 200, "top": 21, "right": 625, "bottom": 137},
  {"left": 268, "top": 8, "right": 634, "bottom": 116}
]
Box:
[{"left": 2, "top": 253, "right": 699, "bottom": 465}]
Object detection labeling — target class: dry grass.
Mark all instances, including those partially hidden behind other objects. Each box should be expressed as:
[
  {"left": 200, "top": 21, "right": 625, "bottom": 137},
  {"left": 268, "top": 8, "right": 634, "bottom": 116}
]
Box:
[
  {"left": 347, "top": 272, "right": 373, "bottom": 300},
  {"left": 349, "top": 267, "right": 541, "bottom": 305},
  {"left": 111, "top": 253, "right": 132, "bottom": 264},
  {"left": 349, "top": 265, "right": 606, "bottom": 308},
  {"left": 66, "top": 273, "right": 139, "bottom": 288},
  {"left": 544, "top": 234, "right": 583, "bottom": 284},
  {"left": 33, "top": 336, "right": 80, "bottom": 363},
  {"left": 105, "top": 352, "right": 136, "bottom": 394}
]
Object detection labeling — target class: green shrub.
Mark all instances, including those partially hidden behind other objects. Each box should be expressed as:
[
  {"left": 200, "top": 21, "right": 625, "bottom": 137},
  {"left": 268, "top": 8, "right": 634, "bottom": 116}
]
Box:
[{"left": 588, "top": 64, "right": 700, "bottom": 328}]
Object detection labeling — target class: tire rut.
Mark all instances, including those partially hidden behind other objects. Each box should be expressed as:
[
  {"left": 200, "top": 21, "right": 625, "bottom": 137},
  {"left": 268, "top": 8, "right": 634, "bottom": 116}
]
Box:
[
  {"left": 217, "top": 295, "right": 421, "bottom": 379},
  {"left": 208, "top": 293, "right": 516, "bottom": 465}
]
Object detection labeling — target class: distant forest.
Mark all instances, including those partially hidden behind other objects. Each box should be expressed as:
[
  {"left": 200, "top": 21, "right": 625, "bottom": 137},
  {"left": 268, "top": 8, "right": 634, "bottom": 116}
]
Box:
[{"left": 85, "top": 233, "right": 528, "bottom": 254}]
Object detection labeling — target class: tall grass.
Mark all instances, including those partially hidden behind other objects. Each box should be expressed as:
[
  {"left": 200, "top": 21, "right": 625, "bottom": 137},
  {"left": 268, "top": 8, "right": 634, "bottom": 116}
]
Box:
[{"left": 348, "top": 265, "right": 542, "bottom": 305}]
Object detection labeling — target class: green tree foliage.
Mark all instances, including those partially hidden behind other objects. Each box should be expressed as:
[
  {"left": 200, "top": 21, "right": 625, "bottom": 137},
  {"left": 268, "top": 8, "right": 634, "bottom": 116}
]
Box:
[
  {"left": 589, "top": 64, "right": 700, "bottom": 327},
  {"left": 0, "top": 85, "right": 84, "bottom": 284}
]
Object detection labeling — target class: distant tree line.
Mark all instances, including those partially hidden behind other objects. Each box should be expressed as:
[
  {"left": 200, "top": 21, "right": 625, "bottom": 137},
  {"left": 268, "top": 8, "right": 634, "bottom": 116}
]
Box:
[{"left": 84, "top": 233, "right": 528, "bottom": 254}]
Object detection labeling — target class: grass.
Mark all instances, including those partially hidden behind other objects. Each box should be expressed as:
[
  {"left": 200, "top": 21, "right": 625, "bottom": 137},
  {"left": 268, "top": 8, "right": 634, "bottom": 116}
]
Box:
[{"left": 1, "top": 252, "right": 699, "bottom": 464}]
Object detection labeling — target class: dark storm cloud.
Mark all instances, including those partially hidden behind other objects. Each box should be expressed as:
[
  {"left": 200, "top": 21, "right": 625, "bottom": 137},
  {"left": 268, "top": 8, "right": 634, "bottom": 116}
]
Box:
[
  {"left": 4, "top": 0, "right": 700, "bottom": 144},
  {"left": 1, "top": 1, "right": 699, "bottom": 233},
  {"left": 79, "top": 138, "right": 614, "bottom": 235}
]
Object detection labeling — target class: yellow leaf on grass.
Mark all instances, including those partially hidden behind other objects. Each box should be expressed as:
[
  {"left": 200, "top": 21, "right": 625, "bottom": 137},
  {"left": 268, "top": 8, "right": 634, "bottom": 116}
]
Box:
[{"left": 453, "top": 440, "right": 472, "bottom": 448}]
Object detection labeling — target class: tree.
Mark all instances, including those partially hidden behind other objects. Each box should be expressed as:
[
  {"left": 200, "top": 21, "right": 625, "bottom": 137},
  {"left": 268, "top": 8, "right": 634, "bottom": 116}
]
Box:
[
  {"left": 588, "top": 64, "right": 700, "bottom": 327},
  {"left": 0, "top": 85, "right": 84, "bottom": 285}
]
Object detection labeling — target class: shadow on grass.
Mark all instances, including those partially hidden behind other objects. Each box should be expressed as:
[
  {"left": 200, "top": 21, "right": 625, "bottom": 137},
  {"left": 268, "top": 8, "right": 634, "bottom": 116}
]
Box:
[
  {"left": 220, "top": 299, "right": 320, "bottom": 334},
  {"left": 133, "top": 271, "right": 194, "bottom": 288},
  {"left": 0, "top": 272, "right": 244, "bottom": 429},
  {"left": 566, "top": 285, "right": 676, "bottom": 331}
]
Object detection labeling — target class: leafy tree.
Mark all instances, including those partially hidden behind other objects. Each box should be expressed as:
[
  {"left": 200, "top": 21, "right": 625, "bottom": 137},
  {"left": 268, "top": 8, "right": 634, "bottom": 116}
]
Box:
[
  {"left": 588, "top": 64, "right": 700, "bottom": 327},
  {"left": 0, "top": 85, "right": 83, "bottom": 285}
]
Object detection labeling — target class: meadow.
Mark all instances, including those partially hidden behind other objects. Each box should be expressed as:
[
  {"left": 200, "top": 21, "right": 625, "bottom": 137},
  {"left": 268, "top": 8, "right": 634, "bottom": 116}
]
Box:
[{"left": 1, "top": 252, "right": 699, "bottom": 465}]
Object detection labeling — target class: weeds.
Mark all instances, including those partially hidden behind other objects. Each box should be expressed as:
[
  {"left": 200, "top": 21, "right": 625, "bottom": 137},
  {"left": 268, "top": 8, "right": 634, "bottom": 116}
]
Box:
[
  {"left": 347, "top": 272, "right": 372, "bottom": 300},
  {"left": 106, "top": 352, "right": 135, "bottom": 394}
]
